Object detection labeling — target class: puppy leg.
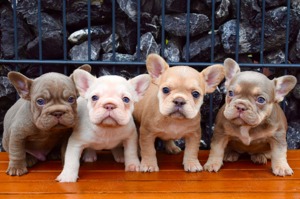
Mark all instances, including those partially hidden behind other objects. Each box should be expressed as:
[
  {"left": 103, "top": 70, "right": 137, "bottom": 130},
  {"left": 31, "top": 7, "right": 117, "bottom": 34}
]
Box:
[
  {"left": 224, "top": 150, "right": 240, "bottom": 162},
  {"left": 251, "top": 153, "right": 268, "bottom": 164},
  {"left": 56, "top": 136, "right": 84, "bottom": 182},
  {"left": 6, "top": 135, "right": 28, "bottom": 176},
  {"left": 204, "top": 135, "right": 229, "bottom": 172},
  {"left": 26, "top": 154, "right": 38, "bottom": 168},
  {"left": 123, "top": 131, "right": 140, "bottom": 172},
  {"left": 112, "top": 147, "right": 125, "bottom": 163},
  {"left": 183, "top": 131, "right": 202, "bottom": 172},
  {"left": 164, "top": 140, "right": 182, "bottom": 154},
  {"left": 82, "top": 148, "right": 97, "bottom": 163},
  {"left": 270, "top": 138, "right": 293, "bottom": 176},
  {"left": 139, "top": 127, "right": 159, "bottom": 172}
]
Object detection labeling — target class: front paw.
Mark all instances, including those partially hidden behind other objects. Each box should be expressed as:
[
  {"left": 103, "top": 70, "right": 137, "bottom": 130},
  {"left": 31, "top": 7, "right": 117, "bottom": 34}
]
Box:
[
  {"left": 82, "top": 149, "right": 97, "bottom": 163},
  {"left": 56, "top": 172, "right": 78, "bottom": 183},
  {"left": 272, "top": 163, "right": 294, "bottom": 176},
  {"left": 204, "top": 159, "right": 223, "bottom": 172},
  {"left": 183, "top": 160, "right": 203, "bottom": 172},
  {"left": 140, "top": 160, "right": 159, "bottom": 172},
  {"left": 125, "top": 162, "right": 140, "bottom": 172},
  {"left": 6, "top": 166, "right": 28, "bottom": 176}
]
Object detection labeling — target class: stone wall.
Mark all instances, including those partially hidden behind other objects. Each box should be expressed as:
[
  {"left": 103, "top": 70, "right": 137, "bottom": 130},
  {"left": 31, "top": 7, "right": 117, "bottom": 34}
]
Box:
[{"left": 1, "top": 0, "right": 300, "bottom": 150}]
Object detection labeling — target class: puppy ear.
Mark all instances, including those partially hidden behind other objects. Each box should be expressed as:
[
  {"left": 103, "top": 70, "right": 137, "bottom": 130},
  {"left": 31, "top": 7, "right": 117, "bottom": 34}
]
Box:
[
  {"left": 224, "top": 58, "right": 240, "bottom": 87},
  {"left": 73, "top": 69, "right": 96, "bottom": 97},
  {"left": 273, "top": 75, "right": 297, "bottom": 102},
  {"left": 200, "top": 64, "right": 225, "bottom": 93},
  {"left": 8, "top": 72, "right": 33, "bottom": 100},
  {"left": 146, "top": 53, "right": 169, "bottom": 80},
  {"left": 70, "top": 64, "right": 92, "bottom": 81},
  {"left": 129, "top": 74, "right": 151, "bottom": 101}
]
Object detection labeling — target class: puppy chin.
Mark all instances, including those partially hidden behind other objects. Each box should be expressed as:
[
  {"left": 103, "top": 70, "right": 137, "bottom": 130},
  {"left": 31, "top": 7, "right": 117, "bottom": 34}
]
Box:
[
  {"left": 100, "top": 117, "right": 119, "bottom": 127},
  {"left": 36, "top": 115, "right": 75, "bottom": 131}
]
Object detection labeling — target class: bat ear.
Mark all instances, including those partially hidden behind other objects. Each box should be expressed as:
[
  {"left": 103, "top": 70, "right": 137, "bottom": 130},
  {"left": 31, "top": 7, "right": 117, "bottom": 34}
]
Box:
[
  {"left": 200, "top": 64, "right": 225, "bottom": 94},
  {"left": 223, "top": 58, "right": 240, "bottom": 88},
  {"left": 273, "top": 75, "right": 297, "bottom": 102},
  {"left": 129, "top": 74, "right": 151, "bottom": 102},
  {"left": 146, "top": 53, "right": 169, "bottom": 81},
  {"left": 8, "top": 72, "right": 33, "bottom": 100},
  {"left": 73, "top": 69, "right": 96, "bottom": 98}
]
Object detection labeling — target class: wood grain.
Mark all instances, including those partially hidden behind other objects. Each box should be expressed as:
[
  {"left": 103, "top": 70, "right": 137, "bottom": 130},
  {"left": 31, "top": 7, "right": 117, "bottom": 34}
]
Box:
[{"left": 0, "top": 150, "right": 299, "bottom": 198}]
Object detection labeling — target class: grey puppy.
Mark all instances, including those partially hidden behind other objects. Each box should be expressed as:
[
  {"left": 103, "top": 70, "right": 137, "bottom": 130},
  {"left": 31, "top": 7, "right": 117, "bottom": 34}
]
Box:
[{"left": 2, "top": 65, "right": 90, "bottom": 176}]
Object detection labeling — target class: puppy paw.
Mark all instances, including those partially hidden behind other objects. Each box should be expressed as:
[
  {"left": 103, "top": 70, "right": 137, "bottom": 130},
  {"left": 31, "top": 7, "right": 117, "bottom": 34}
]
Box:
[
  {"left": 164, "top": 140, "right": 182, "bottom": 154},
  {"left": 82, "top": 149, "right": 97, "bottom": 163},
  {"left": 140, "top": 162, "right": 159, "bottom": 172},
  {"left": 56, "top": 172, "right": 78, "bottom": 183},
  {"left": 224, "top": 151, "right": 240, "bottom": 162},
  {"left": 183, "top": 160, "right": 203, "bottom": 172},
  {"left": 203, "top": 160, "right": 223, "bottom": 172},
  {"left": 6, "top": 166, "right": 28, "bottom": 176},
  {"left": 251, "top": 154, "right": 268, "bottom": 164},
  {"left": 272, "top": 164, "right": 294, "bottom": 176},
  {"left": 112, "top": 148, "right": 125, "bottom": 163},
  {"left": 26, "top": 155, "right": 38, "bottom": 168},
  {"left": 125, "top": 163, "right": 140, "bottom": 172}
]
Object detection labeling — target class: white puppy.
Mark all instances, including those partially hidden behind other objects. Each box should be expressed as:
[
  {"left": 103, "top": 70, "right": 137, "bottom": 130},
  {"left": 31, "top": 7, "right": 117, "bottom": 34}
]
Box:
[{"left": 56, "top": 69, "right": 150, "bottom": 182}]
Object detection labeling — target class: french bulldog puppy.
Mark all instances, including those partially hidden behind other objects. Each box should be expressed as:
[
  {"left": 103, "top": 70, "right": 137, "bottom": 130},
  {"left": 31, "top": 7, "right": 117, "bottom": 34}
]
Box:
[
  {"left": 2, "top": 65, "right": 91, "bottom": 176},
  {"left": 56, "top": 69, "right": 150, "bottom": 182},
  {"left": 133, "top": 54, "right": 225, "bottom": 172},
  {"left": 204, "top": 58, "right": 297, "bottom": 176}
]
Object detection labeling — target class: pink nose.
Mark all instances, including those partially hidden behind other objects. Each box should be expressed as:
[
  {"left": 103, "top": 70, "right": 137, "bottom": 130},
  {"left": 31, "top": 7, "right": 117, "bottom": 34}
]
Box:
[
  {"left": 235, "top": 104, "right": 247, "bottom": 112},
  {"left": 104, "top": 103, "right": 116, "bottom": 110}
]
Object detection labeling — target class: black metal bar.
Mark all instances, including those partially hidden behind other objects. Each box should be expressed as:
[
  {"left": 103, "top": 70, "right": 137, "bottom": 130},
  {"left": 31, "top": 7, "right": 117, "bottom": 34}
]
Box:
[
  {"left": 38, "top": 0, "right": 43, "bottom": 74},
  {"left": 87, "top": 0, "right": 91, "bottom": 61},
  {"left": 136, "top": 0, "right": 141, "bottom": 74},
  {"left": 259, "top": 0, "right": 266, "bottom": 64},
  {"left": 235, "top": 0, "right": 240, "bottom": 62},
  {"left": 12, "top": 0, "right": 18, "bottom": 63},
  {"left": 62, "top": 0, "right": 67, "bottom": 74},
  {"left": 112, "top": 0, "right": 116, "bottom": 62},
  {"left": 161, "top": 0, "right": 165, "bottom": 58},
  {"left": 185, "top": 0, "right": 191, "bottom": 62}
]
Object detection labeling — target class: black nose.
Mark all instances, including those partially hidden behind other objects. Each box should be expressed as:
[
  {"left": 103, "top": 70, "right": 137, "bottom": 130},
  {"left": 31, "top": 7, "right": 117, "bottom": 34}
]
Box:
[
  {"left": 51, "top": 111, "right": 65, "bottom": 118},
  {"left": 173, "top": 97, "right": 186, "bottom": 107}
]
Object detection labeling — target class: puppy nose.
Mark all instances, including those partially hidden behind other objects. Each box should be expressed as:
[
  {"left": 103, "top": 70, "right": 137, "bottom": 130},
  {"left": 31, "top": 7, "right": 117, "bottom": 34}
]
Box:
[
  {"left": 51, "top": 111, "right": 65, "bottom": 118},
  {"left": 235, "top": 104, "right": 247, "bottom": 112},
  {"left": 104, "top": 103, "right": 116, "bottom": 110},
  {"left": 173, "top": 97, "right": 186, "bottom": 107}
]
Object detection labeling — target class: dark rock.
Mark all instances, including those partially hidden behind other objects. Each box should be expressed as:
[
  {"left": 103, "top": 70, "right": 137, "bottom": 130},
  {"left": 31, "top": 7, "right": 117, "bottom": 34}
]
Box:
[
  {"left": 240, "top": 0, "right": 261, "bottom": 21},
  {"left": 219, "top": 19, "right": 261, "bottom": 54},
  {"left": 191, "top": 0, "right": 210, "bottom": 16},
  {"left": 287, "top": 121, "right": 300, "bottom": 149},
  {"left": 141, "top": 0, "right": 161, "bottom": 15},
  {"left": 116, "top": 19, "right": 137, "bottom": 54},
  {"left": 0, "top": 4, "right": 33, "bottom": 58},
  {"left": 258, "top": 0, "right": 287, "bottom": 8},
  {"left": 68, "top": 25, "right": 112, "bottom": 45},
  {"left": 136, "top": 32, "right": 160, "bottom": 61},
  {"left": 215, "top": 0, "right": 230, "bottom": 24},
  {"left": 159, "top": 13, "right": 211, "bottom": 37},
  {"left": 140, "top": 13, "right": 160, "bottom": 39},
  {"left": 26, "top": 30, "right": 64, "bottom": 59},
  {"left": 101, "top": 34, "right": 120, "bottom": 53},
  {"left": 296, "top": 31, "right": 300, "bottom": 59},
  {"left": 163, "top": 37, "right": 181, "bottom": 62},
  {"left": 117, "top": 0, "right": 137, "bottom": 22},
  {"left": 102, "top": 53, "right": 135, "bottom": 62},
  {"left": 66, "top": 0, "right": 111, "bottom": 30},
  {"left": 264, "top": 50, "right": 286, "bottom": 64},
  {"left": 183, "top": 34, "right": 222, "bottom": 61},
  {"left": 165, "top": 0, "right": 186, "bottom": 13},
  {"left": 69, "top": 39, "right": 101, "bottom": 61}
]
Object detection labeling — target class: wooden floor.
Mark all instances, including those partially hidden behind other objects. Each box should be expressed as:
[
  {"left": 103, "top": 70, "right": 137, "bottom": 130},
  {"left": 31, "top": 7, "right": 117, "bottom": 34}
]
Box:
[{"left": 0, "top": 150, "right": 299, "bottom": 199}]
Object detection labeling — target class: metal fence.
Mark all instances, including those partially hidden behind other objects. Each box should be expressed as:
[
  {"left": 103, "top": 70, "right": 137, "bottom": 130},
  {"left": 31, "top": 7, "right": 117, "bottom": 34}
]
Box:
[{"left": 1, "top": 0, "right": 300, "bottom": 135}]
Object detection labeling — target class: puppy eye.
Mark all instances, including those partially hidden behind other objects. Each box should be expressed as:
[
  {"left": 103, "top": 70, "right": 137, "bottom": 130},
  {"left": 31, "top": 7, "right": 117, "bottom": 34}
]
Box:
[
  {"left": 162, "top": 87, "right": 170, "bottom": 94},
  {"left": 257, "top": 97, "right": 266, "bottom": 104},
  {"left": 68, "top": 96, "right": 75, "bottom": 104},
  {"left": 191, "top": 91, "right": 200, "bottom": 99},
  {"left": 228, "top": 90, "right": 234, "bottom": 97},
  {"left": 36, "top": 98, "right": 46, "bottom": 106},
  {"left": 122, "top": 97, "right": 130, "bottom": 103},
  {"left": 91, "top": 95, "right": 99, "bottom": 101}
]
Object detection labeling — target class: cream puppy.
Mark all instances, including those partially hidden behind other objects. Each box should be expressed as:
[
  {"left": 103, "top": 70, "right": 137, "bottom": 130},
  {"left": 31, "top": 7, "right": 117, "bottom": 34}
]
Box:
[
  {"left": 204, "top": 58, "right": 297, "bottom": 176},
  {"left": 56, "top": 70, "right": 150, "bottom": 182},
  {"left": 133, "top": 54, "right": 225, "bottom": 172},
  {"left": 2, "top": 65, "right": 92, "bottom": 176}
]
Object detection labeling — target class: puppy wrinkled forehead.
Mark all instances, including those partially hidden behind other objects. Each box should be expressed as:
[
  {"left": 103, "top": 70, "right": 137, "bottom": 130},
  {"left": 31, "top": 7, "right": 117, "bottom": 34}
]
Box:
[
  {"left": 231, "top": 71, "right": 274, "bottom": 95},
  {"left": 34, "top": 73, "right": 76, "bottom": 91},
  {"left": 93, "top": 75, "right": 133, "bottom": 94}
]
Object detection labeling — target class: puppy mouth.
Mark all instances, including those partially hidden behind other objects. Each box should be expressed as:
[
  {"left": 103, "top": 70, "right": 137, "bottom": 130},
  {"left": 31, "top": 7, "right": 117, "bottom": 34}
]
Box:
[{"left": 169, "top": 109, "right": 186, "bottom": 119}]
